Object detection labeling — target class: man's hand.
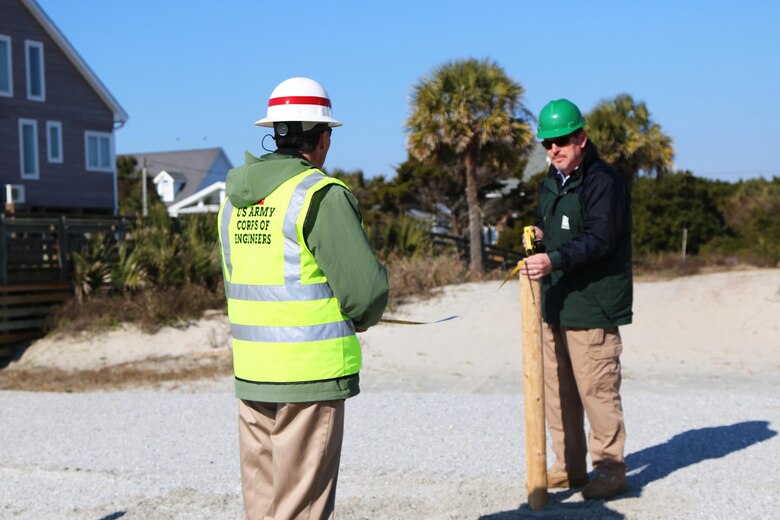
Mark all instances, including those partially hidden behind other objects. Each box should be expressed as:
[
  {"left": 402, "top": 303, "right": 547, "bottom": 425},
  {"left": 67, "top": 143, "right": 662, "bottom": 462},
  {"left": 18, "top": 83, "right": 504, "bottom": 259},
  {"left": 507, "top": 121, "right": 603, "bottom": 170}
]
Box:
[
  {"left": 526, "top": 226, "right": 544, "bottom": 245},
  {"left": 519, "top": 252, "right": 552, "bottom": 281}
]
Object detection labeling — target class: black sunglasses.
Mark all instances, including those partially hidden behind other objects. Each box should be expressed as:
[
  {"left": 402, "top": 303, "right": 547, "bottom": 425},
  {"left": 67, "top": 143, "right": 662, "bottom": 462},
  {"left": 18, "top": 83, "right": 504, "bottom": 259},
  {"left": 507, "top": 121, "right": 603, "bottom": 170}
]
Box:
[{"left": 541, "top": 134, "right": 574, "bottom": 150}]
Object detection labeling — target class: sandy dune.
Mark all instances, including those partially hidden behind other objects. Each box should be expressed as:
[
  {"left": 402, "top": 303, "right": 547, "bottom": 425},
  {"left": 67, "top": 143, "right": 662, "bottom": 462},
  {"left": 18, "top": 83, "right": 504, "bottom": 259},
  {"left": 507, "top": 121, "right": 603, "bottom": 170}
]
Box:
[
  {"left": 359, "top": 269, "right": 780, "bottom": 393},
  {"left": 14, "top": 270, "right": 780, "bottom": 391}
]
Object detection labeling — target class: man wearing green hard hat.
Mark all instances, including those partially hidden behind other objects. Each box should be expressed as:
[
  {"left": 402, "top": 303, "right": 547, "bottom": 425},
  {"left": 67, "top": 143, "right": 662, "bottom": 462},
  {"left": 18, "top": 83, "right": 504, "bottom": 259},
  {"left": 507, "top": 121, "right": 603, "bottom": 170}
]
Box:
[{"left": 520, "top": 99, "right": 633, "bottom": 501}]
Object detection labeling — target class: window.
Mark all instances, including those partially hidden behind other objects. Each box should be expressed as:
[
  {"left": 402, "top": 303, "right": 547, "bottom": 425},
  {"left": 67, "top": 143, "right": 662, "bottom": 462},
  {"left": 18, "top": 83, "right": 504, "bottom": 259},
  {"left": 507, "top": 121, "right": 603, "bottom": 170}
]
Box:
[
  {"left": 85, "top": 131, "right": 113, "bottom": 171},
  {"left": 19, "top": 119, "right": 39, "bottom": 179},
  {"left": 25, "top": 40, "right": 45, "bottom": 101},
  {"left": 0, "top": 35, "right": 12, "bottom": 97},
  {"left": 47, "top": 121, "right": 63, "bottom": 163}
]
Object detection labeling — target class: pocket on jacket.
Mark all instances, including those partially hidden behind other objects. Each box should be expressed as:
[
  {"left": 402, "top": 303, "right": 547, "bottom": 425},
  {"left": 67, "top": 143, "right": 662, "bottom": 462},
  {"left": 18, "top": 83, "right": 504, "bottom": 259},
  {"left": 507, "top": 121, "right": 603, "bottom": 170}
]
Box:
[{"left": 587, "top": 327, "right": 622, "bottom": 360}]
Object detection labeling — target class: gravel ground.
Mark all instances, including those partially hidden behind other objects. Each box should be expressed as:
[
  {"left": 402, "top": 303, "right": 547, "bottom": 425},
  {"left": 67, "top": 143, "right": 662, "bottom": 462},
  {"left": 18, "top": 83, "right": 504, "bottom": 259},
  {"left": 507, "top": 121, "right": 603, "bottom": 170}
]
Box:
[
  {"left": 3, "top": 271, "right": 779, "bottom": 518},
  {"left": 1, "top": 377, "right": 778, "bottom": 519}
]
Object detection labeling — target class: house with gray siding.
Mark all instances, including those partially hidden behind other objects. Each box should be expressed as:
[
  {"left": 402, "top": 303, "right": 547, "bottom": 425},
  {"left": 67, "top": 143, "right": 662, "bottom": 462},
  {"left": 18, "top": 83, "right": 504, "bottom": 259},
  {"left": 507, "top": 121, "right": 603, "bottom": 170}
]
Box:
[
  {"left": 0, "top": 0, "right": 128, "bottom": 214},
  {"left": 123, "top": 147, "right": 231, "bottom": 217}
]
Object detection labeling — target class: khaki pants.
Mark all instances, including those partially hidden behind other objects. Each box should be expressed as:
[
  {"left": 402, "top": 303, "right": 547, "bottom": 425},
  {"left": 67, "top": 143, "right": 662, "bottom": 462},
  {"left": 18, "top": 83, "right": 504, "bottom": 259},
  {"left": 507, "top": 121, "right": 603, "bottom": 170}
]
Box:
[
  {"left": 238, "top": 399, "right": 345, "bottom": 520},
  {"left": 542, "top": 323, "right": 626, "bottom": 477}
]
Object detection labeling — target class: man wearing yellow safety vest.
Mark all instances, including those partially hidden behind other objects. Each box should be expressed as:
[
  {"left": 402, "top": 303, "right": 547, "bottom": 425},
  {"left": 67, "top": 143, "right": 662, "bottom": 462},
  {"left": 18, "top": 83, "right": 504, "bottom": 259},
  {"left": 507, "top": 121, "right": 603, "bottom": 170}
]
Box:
[
  {"left": 521, "top": 99, "right": 632, "bottom": 501},
  {"left": 217, "top": 77, "right": 388, "bottom": 519}
]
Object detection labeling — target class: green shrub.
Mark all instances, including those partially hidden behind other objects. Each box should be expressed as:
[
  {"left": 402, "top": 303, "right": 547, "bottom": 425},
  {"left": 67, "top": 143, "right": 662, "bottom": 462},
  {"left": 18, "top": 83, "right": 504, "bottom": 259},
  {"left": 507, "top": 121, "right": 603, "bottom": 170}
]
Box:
[
  {"left": 365, "top": 214, "right": 432, "bottom": 260},
  {"left": 702, "top": 177, "right": 780, "bottom": 266},
  {"left": 48, "top": 285, "right": 225, "bottom": 335},
  {"left": 632, "top": 172, "right": 727, "bottom": 256},
  {"left": 71, "top": 233, "right": 113, "bottom": 303},
  {"left": 111, "top": 241, "right": 148, "bottom": 292},
  {"left": 57, "top": 210, "right": 225, "bottom": 332}
]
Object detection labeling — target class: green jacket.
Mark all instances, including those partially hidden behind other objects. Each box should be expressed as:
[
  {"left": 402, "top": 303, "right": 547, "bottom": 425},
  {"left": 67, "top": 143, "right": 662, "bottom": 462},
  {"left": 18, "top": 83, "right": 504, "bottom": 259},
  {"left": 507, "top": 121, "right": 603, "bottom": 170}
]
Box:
[
  {"left": 538, "top": 143, "right": 633, "bottom": 328},
  {"left": 224, "top": 150, "right": 389, "bottom": 402}
]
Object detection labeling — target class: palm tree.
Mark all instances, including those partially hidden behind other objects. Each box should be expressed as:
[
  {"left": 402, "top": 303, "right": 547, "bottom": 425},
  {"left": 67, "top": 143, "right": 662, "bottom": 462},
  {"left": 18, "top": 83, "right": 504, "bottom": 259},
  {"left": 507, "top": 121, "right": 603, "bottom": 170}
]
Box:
[
  {"left": 585, "top": 94, "right": 674, "bottom": 190},
  {"left": 406, "top": 58, "right": 534, "bottom": 276}
]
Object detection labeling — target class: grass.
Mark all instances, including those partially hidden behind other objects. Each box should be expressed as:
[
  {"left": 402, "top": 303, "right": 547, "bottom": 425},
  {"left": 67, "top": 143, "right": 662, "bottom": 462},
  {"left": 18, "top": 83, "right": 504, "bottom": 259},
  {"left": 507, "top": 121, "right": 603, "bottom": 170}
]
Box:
[
  {"left": 0, "top": 356, "right": 233, "bottom": 392},
  {"left": 385, "top": 249, "right": 467, "bottom": 307},
  {"left": 631, "top": 252, "right": 756, "bottom": 281},
  {"left": 46, "top": 284, "right": 225, "bottom": 335}
]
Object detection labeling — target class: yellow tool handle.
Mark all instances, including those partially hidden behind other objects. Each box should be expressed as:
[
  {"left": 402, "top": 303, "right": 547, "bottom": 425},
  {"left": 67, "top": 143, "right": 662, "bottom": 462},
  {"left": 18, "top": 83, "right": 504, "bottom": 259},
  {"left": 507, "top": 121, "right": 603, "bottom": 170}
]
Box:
[{"left": 523, "top": 226, "right": 536, "bottom": 257}]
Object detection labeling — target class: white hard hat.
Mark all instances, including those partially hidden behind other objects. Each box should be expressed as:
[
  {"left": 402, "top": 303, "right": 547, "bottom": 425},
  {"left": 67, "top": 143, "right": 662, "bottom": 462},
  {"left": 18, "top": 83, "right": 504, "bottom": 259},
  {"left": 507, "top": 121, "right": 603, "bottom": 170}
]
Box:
[{"left": 254, "top": 77, "right": 343, "bottom": 128}]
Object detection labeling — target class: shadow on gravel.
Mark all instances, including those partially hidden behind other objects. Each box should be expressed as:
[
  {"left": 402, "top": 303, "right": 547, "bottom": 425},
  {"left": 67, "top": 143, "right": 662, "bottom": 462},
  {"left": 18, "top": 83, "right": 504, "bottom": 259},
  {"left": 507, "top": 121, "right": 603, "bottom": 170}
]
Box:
[
  {"left": 479, "top": 420, "right": 776, "bottom": 519},
  {"left": 97, "top": 513, "right": 125, "bottom": 520},
  {"left": 624, "top": 420, "right": 777, "bottom": 496},
  {"left": 479, "top": 499, "right": 624, "bottom": 519}
]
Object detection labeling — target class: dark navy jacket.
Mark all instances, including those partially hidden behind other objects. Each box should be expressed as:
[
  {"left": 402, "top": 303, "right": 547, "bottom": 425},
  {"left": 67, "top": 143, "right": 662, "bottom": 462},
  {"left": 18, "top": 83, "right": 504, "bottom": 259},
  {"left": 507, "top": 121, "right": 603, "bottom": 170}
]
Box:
[{"left": 537, "top": 143, "right": 633, "bottom": 328}]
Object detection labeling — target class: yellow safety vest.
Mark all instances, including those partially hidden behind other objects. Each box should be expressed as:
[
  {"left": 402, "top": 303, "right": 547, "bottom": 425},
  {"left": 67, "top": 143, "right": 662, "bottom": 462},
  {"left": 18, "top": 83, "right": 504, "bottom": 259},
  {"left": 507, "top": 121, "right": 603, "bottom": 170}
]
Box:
[{"left": 217, "top": 168, "right": 361, "bottom": 383}]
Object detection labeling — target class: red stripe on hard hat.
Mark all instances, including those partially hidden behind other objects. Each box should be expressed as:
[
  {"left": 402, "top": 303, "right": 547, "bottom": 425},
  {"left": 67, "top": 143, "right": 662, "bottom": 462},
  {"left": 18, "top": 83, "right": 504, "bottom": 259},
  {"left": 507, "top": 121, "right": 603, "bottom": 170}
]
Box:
[{"left": 268, "top": 96, "right": 331, "bottom": 108}]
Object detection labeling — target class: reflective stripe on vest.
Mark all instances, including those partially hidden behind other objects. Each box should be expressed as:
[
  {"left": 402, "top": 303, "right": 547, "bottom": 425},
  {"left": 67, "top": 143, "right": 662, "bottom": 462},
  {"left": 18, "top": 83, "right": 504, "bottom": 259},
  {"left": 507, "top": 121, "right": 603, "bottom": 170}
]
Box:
[{"left": 218, "top": 168, "right": 361, "bottom": 383}]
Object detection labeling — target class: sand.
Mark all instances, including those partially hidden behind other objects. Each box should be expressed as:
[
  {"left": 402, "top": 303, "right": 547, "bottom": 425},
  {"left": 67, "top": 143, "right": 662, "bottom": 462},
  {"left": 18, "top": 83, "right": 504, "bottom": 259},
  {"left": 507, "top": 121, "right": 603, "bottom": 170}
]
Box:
[{"left": 14, "top": 270, "right": 779, "bottom": 389}]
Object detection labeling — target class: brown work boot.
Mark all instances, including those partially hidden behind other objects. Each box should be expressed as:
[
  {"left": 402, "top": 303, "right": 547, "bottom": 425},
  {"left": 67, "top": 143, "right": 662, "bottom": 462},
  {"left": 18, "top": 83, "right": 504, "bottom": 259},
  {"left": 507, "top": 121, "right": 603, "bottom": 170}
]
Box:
[
  {"left": 547, "top": 468, "right": 589, "bottom": 489},
  {"left": 581, "top": 472, "right": 627, "bottom": 500}
]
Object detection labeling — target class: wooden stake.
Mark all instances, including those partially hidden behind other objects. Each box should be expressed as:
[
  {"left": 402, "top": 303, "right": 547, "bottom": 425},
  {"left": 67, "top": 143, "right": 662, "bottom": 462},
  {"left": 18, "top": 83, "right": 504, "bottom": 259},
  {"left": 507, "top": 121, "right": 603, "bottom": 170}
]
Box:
[{"left": 520, "top": 274, "right": 547, "bottom": 510}]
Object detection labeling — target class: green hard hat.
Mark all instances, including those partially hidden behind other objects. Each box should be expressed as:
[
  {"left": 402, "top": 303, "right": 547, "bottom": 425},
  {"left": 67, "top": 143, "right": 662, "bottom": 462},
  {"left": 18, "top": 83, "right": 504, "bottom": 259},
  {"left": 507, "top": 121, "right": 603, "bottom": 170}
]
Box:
[{"left": 537, "top": 99, "right": 585, "bottom": 139}]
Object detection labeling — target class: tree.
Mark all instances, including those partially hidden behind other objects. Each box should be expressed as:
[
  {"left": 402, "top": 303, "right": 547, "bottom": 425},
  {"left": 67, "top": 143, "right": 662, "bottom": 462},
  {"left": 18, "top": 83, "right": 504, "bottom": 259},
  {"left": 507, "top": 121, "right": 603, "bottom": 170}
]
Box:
[
  {"left": 116, "top": 155, "right": 166, "bottom": 217},
  {"left": 631, "top": 171, "right": 726, "bottom": 255},
  {"left": 329, "top": 168, "right": 401, "bottom": 228},
  {"left": 585, "top": 94, "right": 674, "bottom": 190},
  {"left": 406, "top": 58, "right": 534, "bottom": 277},
  {"left": 705, "top": 176, "right": 780, "bottom": 265},
  {"left": 393, "top": 156, "right": 467, "bottom": 236},
  {"left": 496, "top": 171, "right": 546, "bottom": 250}
]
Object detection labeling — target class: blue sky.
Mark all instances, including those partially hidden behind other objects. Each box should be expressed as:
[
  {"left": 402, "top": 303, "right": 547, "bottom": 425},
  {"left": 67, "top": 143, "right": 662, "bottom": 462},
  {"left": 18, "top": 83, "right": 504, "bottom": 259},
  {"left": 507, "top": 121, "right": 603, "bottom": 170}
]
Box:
[{"left": 37, "top": 0, "right": 780, "bottom": 182}]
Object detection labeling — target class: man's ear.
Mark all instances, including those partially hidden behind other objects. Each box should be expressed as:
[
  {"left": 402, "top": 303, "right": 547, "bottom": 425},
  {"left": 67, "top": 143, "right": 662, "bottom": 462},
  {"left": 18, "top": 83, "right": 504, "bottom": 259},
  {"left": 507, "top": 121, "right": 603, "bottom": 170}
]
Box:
[
  {"left": 576, "top": 130, "right": 588, "bottom": 149},
  {"left": 318, "top": 130, "right": 328, "bottom": 150}
]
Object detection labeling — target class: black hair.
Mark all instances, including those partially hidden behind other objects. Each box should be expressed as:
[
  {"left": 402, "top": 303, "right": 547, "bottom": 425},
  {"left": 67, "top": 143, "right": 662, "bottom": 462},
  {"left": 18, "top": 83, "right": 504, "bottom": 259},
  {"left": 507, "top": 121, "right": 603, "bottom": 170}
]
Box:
[{"left": 274, "top": 123, "right": 330, "bottom": 154}]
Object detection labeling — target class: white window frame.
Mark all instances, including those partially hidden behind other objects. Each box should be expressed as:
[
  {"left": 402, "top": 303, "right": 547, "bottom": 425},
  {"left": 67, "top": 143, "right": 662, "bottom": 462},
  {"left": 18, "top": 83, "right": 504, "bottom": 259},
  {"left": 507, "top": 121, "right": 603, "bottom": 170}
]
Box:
[
  {"left": 25, "top": 40, "right": 45, "bottom": 101},
  {"left": 84, "top": 131, "right": 114, "bottom": 172},
  {"left": 46, "top": 121, "right": 63, "bottom": 163},
  {"left": 158, "top": 175, "right": 175, "bottom": 202},
  {"left": 0, "top": 34, "right": 12, "bottom": 97},
  {"left": 19, "top": 118, "right": 40, "bottom": 180}
]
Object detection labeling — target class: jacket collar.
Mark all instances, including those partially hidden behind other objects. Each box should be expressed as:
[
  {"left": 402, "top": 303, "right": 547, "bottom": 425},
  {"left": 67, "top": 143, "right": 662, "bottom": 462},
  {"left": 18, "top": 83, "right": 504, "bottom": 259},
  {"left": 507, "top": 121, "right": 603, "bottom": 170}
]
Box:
[
  {"left": 545, "top": 142, "right": 601, "bottom": 183},
  {"left": 578, "top": 141, "right": 601, "bottom": 175},
  {"left": 543, "top": 142, "right": 602, "bottom": 194}
]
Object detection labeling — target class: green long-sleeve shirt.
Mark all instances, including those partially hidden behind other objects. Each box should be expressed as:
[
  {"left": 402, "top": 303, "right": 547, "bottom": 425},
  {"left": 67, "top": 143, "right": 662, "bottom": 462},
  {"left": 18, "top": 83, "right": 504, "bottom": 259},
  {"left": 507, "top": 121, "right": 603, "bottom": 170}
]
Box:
[{"left": 225, "top": 150, "right": 388, "bottom": 402}]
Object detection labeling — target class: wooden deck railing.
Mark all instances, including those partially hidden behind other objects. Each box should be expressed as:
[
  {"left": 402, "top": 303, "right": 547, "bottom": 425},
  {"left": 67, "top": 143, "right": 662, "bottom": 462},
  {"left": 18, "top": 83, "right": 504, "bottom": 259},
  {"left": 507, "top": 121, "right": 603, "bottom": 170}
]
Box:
[
  {"left": 0, "top": 213, "right": 131, "bottom": 356},
  {"left": 0, "top": 282, "right": 72, "bottom": 357},
  {"left": 0, "top": 213, "right": 132, "bottom": 284}
]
